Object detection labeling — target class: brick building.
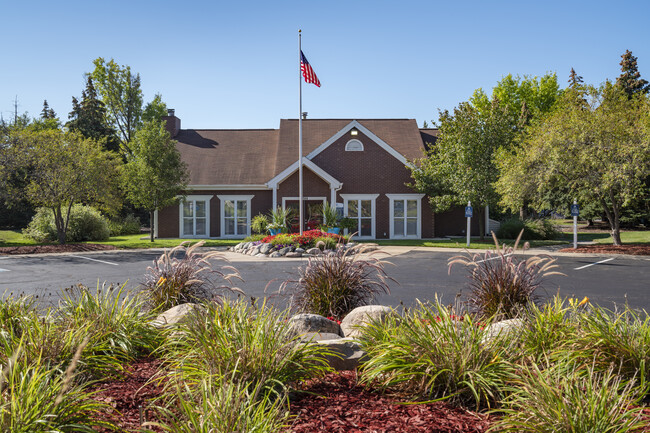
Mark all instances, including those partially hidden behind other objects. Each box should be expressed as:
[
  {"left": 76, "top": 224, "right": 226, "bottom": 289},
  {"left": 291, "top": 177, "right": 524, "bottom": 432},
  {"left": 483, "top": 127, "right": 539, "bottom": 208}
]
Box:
[{"left": 156, "top": 112, "right": 474, "bottom": 239}]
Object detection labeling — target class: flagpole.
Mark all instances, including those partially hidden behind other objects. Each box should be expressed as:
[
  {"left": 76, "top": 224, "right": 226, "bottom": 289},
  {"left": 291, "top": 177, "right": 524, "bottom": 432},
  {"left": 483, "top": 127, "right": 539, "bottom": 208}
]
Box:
[{"left": 298, "top": 29, "right": 304, "bottom": 236}]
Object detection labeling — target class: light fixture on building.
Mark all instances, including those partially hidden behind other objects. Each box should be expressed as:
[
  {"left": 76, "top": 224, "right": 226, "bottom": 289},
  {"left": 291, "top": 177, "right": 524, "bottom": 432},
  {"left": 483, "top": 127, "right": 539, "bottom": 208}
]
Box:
[{"left": 350, "top": 128, "right": 358, "bottom": 136}]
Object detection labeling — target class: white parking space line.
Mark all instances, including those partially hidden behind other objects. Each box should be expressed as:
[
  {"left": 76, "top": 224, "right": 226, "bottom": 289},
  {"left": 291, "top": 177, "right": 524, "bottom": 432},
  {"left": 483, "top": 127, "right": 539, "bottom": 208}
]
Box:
[
  {"left": 68, "top": 255, "right": 119, "bottom": 266},
  {"left": 0, "top": 268, "right": 9, "bottom": 272},
  {"left": 476, "top": 253, "right": 513, "bottom": 263},
  {"left": 574, "top": 257, "right": 614, "bottom": 270}
]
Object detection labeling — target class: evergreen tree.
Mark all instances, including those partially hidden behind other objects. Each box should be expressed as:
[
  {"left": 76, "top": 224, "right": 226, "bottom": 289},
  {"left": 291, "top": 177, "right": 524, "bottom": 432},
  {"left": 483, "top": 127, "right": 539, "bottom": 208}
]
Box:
[
  {"left": 40, "top": 100, "right": 56, "bottom": 119},
  {"left": 616, "top": 50, "right": 649, "bottom": 97},
  {"left": 67, "top": 77, "right": 120, "bottom": 153},
  {"left": 568, "top": 68, "right": 584, "bottom": 88}
]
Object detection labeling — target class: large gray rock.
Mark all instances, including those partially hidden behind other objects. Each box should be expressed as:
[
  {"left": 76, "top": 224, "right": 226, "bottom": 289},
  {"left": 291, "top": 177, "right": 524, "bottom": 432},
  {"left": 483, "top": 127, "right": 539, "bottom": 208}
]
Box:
[
  {"left": 260, "top": 243, "right": 273, "bottom": 254},
  {"left": 340, "top": 305, "right": 396, "bottom": 338},
  {"left": 288, "top": 313, "right": 342, "bottom": 337},
  {"left": 482, "top": 318, "right": 525, "bottom": 343},
  {"left": 316, "top": 337, "right": 368, "bottom": 371},
  {"left": 296, "top": 332, "right": 342, "bottom": 342},
  {"left": 151, "top": 303, "right": 203, "bottom": 328},
  {"left": 285, "top": 251, "right": 302, "bottom": 258}
]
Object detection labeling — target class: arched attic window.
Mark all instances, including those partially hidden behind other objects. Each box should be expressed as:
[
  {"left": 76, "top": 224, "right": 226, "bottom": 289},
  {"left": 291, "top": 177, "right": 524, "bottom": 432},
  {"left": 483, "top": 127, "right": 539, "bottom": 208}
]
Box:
[{"left": 345, "top": 139, "right": 364, "bottom": 151}]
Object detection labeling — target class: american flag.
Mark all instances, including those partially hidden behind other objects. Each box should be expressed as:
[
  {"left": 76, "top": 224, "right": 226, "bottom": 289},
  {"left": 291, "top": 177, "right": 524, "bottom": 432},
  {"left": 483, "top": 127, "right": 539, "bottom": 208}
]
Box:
[{"left": 300, "top": 51, "right": 321, "bottom": 87}]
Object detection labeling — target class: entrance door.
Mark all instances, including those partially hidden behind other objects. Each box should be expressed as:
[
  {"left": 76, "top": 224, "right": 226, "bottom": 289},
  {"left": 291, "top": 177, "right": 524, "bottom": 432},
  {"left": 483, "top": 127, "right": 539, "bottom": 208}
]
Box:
[{"left": 283, "top": 197, "right": 326, "bottom": 232}]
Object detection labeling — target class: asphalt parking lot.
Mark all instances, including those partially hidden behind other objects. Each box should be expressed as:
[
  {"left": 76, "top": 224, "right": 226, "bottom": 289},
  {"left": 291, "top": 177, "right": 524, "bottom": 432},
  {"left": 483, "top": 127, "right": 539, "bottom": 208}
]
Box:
[{"left": 1, "top": 246, "right": 648, "bottom": 311}]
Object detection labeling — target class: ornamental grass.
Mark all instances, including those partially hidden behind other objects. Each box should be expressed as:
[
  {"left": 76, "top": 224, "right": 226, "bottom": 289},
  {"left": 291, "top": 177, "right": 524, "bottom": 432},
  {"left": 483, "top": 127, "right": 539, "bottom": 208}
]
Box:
[
  {"left": 279, "top": 244, "right": 393, "bottom": 318},
  {"left": 449, "top": 231, "right": 564, "bottom": 320},
  {"left": 160, "top": 299, "right": 332, "bottom": 399},
  {"left": 358, "top": 300, "right": 514, "bottom": 410},
  {"left": 141, "top": 240, "right": 243, "bottom": 311},
  {"left": 492, "top": 360, "right": 647, "bottom": 433}
]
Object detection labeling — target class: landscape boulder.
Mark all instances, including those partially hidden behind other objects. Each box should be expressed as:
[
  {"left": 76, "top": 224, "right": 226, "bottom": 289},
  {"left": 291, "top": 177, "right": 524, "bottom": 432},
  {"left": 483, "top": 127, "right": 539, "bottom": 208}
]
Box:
[
  {"left": 316, "top": 337, "right": 368, "bottom": 371},
  {"left": 151, "top": 303, "right": 204, "bottom": 328},
  {"left": 288, "top": 313, "right": 343, "bottom": 337},
  {"left": 340, "top": 305, "right": 396, "bottom": 338}
]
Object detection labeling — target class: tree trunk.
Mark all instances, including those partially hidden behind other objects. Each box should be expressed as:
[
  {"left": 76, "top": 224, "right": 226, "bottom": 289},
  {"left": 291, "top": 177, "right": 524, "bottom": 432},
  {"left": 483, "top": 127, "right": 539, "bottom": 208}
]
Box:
[
  {"left": 150, "top": 210, "right": 155, "bottom": 242},
  {"left": 477, "top": 207, "right": 485, "bottom": 241},
  {"left": 601, "top": 195, "right": 623, "bottom": 246},
  {"left": 52, "top": 207, "right": 66, "bottom": 245}
]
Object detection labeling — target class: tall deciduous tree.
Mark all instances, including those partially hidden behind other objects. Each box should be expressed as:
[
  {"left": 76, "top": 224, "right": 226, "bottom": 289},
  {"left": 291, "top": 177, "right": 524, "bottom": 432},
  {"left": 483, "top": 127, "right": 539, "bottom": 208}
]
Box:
[
  {"left": 410, "top": 99, "right": 516, "bottom": 239},
  {"left": 142, "top": 93, "right": 168, "bottom": 123},
  {"left": 0, "top": 130, "right": 121, "bottom": 243},
  {"left": 498, "top": 84, "right": 650, "bottom": 245},
  {"left": 616, "top": 50, "right": 649, "bottom": 97},
  {"left": 470, "top": 73, "right": 562, "bottom": 125},
  {"left": 89, "top": 57, "right": 143, "bottom": 154},
  {"left": 67, "top": 76, "right": 120, "bottom": 153},
  {"left": 121, "top": 121, "right": 189, "bottom": 242}
]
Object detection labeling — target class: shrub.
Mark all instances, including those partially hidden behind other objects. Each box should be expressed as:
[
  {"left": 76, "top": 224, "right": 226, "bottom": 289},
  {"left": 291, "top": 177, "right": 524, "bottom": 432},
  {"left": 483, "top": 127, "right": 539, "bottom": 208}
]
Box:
[
  {"left": 572, "top": 304, "right": 650, "bottom": 392},
  {"left": 496, "top": 218, "right": 561, "bottom": 240},
  {"left": 55, "top": 283, "right": 161, "bottom": 378},
  {"left": 141, "top": 241, "right": 244, "bottom": 311},
  {"left": 448, "top": 232, "right": 564, "bottom": 320},
  {"left": 0, "top": 293, "right": 36, "bottom": 340},
  {"left": 149, "top": 377, "right": 290, "bottom": 433},
  {"left": 108, "top": 213, "right": 141, "bottom": 236},
  {"left": 492, "top": 361, "right": 646, "bottom": 433},
  {"left": 359, "top": 300, "right": 514, "bottom": 409},
  {"left": 260, "top": 229, "right": 347, "bottom": 250},
  {"left": 23, "top": 205, "right": 110, "bottom": 243},
  {"left": 280, "top": 245, "right": 393, "bottom": 318},
  {"left": 0, "top": 354, "right": 113, "bottom": 432},
  {"left": 161, "top": 299, "right": 331, "bottom": 397},
  {"left": 516, "top": 296, "right": 581, "bottom": 363},
  {"left": 251, "top": 214, "right": 270, "bottom": 234}
]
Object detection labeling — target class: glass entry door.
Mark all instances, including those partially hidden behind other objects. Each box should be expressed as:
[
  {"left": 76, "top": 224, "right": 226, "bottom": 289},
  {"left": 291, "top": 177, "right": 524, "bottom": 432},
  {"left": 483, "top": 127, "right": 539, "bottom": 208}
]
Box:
[
  {"left": 347, "top": 199, "right": 373, "bottom": 238},
  {"left": 393, "top": 198, "right": 418, "bottom": 237},
  {"left": 182, "top": 199, "right": 208, "bottom": 237}
]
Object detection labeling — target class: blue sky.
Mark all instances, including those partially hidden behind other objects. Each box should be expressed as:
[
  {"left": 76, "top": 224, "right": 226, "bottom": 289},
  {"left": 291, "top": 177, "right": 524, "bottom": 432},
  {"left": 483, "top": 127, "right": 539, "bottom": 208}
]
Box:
[{"left": 2, "top": 0, "right": 649, "bottom": 129}]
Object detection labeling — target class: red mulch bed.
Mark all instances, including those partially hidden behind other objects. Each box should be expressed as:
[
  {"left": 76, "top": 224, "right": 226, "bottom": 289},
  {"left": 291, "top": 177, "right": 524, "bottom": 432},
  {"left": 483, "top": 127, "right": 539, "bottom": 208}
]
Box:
[
  {"left": 87, "top": 361, "right": 650, "bottom": 432},
  {"left": 559, "top": 244, "right": 650, "bottom": 256},
  {"left": 288, "top": 371, "right": 492, "bottom": 433},
  {"left": 91, "top": 358, "right": 164, "bottom": 432},
  {"left": 0, "top": 243, "right": 117, "bottom": 255}
]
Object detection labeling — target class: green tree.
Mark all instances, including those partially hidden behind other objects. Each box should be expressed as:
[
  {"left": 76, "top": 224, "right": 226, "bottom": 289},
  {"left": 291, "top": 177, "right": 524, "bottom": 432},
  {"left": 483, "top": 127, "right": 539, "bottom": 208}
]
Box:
[
  {"left": 121, "top": 120, "right": 189, "bottom": 242},
  {"left": 410, "top": 98, "right": 517, "bottom": 239},
  {"left": 89, "top": 57, "right": 143, "bottom": 154},
  {"left": 470, "top": 73, "right": 562, "bottom": 125},
  {"left": 498, "top": 84, "right": 650, "bottom": 245},
  {"left": 568, "top": 68, "right": 584, "bottom": 89},
  {"left": 67, "top": 76, "right": 120, "bottom": 153},
  {"left": 142, "top": 93, "right": 168, "bottom": 123},
  {"left": 40, "top": 100, "right": 56, "bottom": 119},
  {"left": 0, "top": 129, "right": 121, "bottom": 243},
  {"left": 616, "top": 50, "right": 649, "bottom": 97}
]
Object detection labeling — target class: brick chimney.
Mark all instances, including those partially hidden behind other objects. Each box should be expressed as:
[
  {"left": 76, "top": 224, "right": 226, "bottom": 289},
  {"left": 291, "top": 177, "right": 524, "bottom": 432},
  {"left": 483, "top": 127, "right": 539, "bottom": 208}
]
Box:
[{"left": 162, "top": 109, "right": 181, "bottom": 137}]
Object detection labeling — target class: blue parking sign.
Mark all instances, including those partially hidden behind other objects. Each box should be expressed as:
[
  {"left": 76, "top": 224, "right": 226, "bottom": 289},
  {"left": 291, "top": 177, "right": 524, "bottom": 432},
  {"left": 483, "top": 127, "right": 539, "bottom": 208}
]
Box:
[
  {"left": 570, "top": 204, "right": 579, "bottom": 217},
  {"left": 465, "top": 206, "right": 473, "bottom": 218}
]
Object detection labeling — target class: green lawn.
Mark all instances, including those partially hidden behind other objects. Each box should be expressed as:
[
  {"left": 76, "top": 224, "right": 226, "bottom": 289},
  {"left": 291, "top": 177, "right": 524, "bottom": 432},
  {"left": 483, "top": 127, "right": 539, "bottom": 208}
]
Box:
[
  {"left": 2, "top": 229, "right": 648, "bottom": 250},
  {"left": 0, "top": 231, "right": 240, "bottom": 249},
  {"left": 0, "top": 230, "right": 37, "bottom": 247}
]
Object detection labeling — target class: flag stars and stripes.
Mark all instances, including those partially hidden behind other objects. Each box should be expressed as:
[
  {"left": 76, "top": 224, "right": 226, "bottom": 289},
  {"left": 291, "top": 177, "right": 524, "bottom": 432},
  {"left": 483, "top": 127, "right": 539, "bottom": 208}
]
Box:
[{"left": 300, "top": 51, "right": 321, "bottom": 87}]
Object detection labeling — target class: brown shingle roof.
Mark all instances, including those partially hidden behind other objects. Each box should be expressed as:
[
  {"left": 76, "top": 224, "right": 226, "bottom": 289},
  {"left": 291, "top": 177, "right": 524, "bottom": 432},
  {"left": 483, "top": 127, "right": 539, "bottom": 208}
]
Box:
[
  {"left": 175, "top": 129, "right": 279, "bottom": 185},
  {"left": 175, "top": 119, "right": 427, "bottom": 186}
]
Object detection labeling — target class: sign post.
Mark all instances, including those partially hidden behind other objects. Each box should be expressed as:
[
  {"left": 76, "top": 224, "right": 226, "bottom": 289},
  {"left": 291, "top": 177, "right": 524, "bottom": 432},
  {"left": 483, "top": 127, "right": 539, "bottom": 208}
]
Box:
[
  {"left": 465, "top": 201, "right": 473, "bottom": 247},
  {"left": 571, "top": 200, "right": 579, "bottom": 249}
]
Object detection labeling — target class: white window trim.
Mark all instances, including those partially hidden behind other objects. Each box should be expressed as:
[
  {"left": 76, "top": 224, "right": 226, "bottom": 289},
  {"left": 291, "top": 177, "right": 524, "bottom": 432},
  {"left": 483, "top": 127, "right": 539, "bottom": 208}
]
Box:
[
  {"left": 345, "top": 139, "right": 364, "bottom": 151},
  {"left": 179, "top": 195, "right": 213, "bottom": 238},
  {"left": 217, "top": 195, "right": 254, "bottom": 238},
  {"left": 340, "top": 194, "right": 379, "bottom": 239},
  {"left": 386, "top": 193, "right": 425, "bottom": 239}
]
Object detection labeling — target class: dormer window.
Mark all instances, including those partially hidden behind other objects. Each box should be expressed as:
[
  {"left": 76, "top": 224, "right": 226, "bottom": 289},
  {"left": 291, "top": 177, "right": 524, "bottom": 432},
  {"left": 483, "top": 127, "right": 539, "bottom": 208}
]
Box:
[{"left": 345, "top": 139, "right": 364, "bottom": 151}]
